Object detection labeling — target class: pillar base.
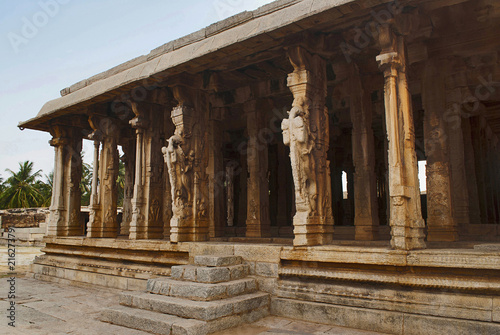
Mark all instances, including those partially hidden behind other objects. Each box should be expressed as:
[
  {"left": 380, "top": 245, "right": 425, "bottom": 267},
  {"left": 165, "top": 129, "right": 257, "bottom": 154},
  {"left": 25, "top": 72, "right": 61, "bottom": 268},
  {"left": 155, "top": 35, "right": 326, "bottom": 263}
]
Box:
[
  {"left": 87, "top": 229, "right": 118, "bottom": 238},
  {"left": 246, "top": 219, "right": 271, "bottom": 238},
  {"left": 170, "top": 218, "right": 209, "bottom": 242},
  {"left": 293, "top": 213, "right": 333, "bottom": 246},
  {"left": 427, "top": 226, "right": 459, "bottom": 242},
  {"left": 355, "top": 225, "right": 380, "bottom": 241},
  {"left": 390, "top": 219, "right": 426, "bottom": 250},
  {"left": 129, "top": 228, "right": 164, "bottom": 240}
]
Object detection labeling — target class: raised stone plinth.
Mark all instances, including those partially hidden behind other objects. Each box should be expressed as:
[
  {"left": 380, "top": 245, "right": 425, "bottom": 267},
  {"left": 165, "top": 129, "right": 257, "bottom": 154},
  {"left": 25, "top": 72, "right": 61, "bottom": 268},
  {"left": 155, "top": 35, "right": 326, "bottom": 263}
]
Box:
[{"left": 101, "top": 255, "right": 269, "bottom": 334}]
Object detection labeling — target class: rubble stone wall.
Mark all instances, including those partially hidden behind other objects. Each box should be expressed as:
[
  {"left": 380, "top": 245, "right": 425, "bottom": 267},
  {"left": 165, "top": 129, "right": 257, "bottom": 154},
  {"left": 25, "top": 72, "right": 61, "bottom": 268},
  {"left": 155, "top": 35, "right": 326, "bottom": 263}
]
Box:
[{"left": 0, "top": 208, "right": 49, "bottom": 231}]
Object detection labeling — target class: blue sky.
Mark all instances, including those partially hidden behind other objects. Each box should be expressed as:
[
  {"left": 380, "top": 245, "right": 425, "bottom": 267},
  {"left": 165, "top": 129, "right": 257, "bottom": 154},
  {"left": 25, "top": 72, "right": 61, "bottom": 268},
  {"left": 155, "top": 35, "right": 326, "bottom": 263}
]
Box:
[
  {"left": 0, "top": 0, "right": 274, "bottom": 178},
  {"left": 0, "top": 0, "right": 427, "bottom": 191}
]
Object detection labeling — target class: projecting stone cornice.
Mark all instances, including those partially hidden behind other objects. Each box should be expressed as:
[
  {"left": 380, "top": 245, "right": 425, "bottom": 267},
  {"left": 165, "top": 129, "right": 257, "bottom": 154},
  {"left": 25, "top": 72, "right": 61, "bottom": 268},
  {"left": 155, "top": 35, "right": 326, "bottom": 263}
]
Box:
[{"left": 19, "top": 0, "right": 405, "bottom": 131}]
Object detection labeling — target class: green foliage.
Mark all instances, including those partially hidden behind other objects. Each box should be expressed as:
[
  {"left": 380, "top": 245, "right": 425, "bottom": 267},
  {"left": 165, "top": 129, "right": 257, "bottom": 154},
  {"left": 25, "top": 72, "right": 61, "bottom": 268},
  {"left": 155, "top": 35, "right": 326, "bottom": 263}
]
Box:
[
  {"left": 0, "top": 161, "right": 47, "bottom": 209},
  {"left": 0, "top": 176, "right": 5, "bottom": 194},
  {"left": 117, "top": 160, "right": 125, "bottom": 207}
]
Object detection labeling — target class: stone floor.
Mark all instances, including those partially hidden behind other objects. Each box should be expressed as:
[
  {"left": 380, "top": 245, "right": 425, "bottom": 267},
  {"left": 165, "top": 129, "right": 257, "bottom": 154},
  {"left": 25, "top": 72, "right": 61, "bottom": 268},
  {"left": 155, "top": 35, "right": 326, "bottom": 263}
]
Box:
[{"left": 0, "top": 247, "right": 386, "bottom": 334}]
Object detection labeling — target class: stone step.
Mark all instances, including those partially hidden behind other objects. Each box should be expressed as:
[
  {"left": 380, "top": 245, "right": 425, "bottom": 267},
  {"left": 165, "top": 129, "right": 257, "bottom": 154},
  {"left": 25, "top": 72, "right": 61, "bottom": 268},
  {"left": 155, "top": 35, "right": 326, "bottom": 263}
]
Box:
[
  {"left": 120, "top": 291, "right": 269, "bottom": 321},
  {"left": 171, "top": 263, "right": 249, "bottom": 283},
  {"left": 101, "top": 304, "right": 207, "bottom": 335},
  {"left": 194, "top": 255, "right": 242, "bottom": 267},
  {"left": 147, "top": 277, "right": 257, "bottom": 301}
]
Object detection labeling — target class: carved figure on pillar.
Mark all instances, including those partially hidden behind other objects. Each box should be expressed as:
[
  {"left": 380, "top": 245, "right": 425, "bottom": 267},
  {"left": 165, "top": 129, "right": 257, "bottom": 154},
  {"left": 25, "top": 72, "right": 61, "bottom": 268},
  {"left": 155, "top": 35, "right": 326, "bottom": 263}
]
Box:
[
  {"left": 162, "top": 85, "right": 210, "bottom": 242},
  {"left": 281, "top": 45, "right": 333, "bottom": 246},
  {"left": 163, "top": 134, "right": 190, "bottom": 218}
]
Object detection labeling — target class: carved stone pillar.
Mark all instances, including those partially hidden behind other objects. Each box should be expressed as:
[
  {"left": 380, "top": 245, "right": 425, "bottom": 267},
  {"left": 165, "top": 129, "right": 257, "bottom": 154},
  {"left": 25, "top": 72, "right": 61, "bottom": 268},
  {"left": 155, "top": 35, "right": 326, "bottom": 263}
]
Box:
[
  {"left": 462, "top": 117, "right": 482, "bottom": 225},
  {"left": 376, "top": 27, "right": 426, "bottom": 250},
  {"left": 120, "top": 138, "right": 135, "bottom": 236},
  {"left": 245, "top": 100, "right": 271, "bottom": 238},
  {"left": 446, "top": 87, "right": 472, "bottom": 236},
  {"left": 208, "top": 107, "right": 225, "bottom": 238},
  {"left": 485, "top": 127, "right": 498, "bottom": 224},
  {"left": 422, "top": 59, "right": 458, "bottom": 242},
  {"left": 47, "top": 126, "right": 83, "bottom": 236},
  {"left": 281, "top": 46, "right": 333, "bottom": 246},
  {"left": 349, "top": 63, "right": 380, "bottom": 240},
  {"left": 129, "top": 102, "right": 164, "bottom": 239},
  {"left": 276, "top": 142, "right": 289, "bottom": 232},
  {"left": 87, "top": 117, "right": 119, "bottom": 238},
  {"left": 471, "top": 117, "right": 488, "bottom": 223},
  {"left": 162, "top": 86, "right": 209, "bottom": 242},
  {"left": 87, "top": 137, "right": 101, "bottom": 235}
]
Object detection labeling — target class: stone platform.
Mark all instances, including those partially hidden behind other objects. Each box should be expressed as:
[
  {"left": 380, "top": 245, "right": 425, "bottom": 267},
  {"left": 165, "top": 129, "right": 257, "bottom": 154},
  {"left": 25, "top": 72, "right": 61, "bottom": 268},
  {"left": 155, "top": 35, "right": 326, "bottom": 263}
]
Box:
[{"left": 30, "top": 237, "right": 500, "bottom": 334}]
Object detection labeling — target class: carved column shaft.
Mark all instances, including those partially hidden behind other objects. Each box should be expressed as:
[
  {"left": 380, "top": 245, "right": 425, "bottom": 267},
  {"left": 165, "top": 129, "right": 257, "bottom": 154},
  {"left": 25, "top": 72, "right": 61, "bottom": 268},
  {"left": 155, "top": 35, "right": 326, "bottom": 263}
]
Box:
[
  {"left": 376, "top": 30, "right": 426, "bottom": 250},
  {"left": 282, "top": 46, "right": 333, "bottom": 246},
  {"left": 470, "top": 117, "right": 489, "bottom": 223},
  {"left": 422, "top": 59, "right": 457, "bottom": 242},
  {"left": 120, "top": 138, "right": 135, "bottom": 236},
  {"left": 446, "top": 87, "right": 472, "bottom": 236},
  {"left": 245, "top": 100, "right": 271, "bottom": 238},
  {"left": 129, "top": 103, "right": 164, "bottom": 239},
  {"left": 484, "top": 127, "right": 498, "bottom": 224},
  {"left": 461, "top": 118, "right": 482, "bottom": 225},
  {"left": 276, "top": 142, "right": 289, "bottom": 232},
  {"left": 89, "top": 140, "right": 100, "bottom": 208},
  {"left": 208, "top": 110, "right": 225, "bottom": 238},
  {"left": 47, "top": 127, "right": 83, "bottom": 236},
  {"left": 87, "top": 117, "right": 119, "bottom": 238},
  {"left": 349, "top": 64, "right": 379, "bottom": 241},
  {"left": 87, "top": 139, "right": 101, "bottom": 235}
]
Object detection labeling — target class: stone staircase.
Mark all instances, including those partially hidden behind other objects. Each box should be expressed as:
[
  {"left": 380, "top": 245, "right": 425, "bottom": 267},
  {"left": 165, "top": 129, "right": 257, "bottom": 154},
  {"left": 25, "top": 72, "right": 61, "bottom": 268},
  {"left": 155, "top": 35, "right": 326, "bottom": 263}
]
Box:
[{"left": 101, "top": 255, "right": 270, "bottom": 335}]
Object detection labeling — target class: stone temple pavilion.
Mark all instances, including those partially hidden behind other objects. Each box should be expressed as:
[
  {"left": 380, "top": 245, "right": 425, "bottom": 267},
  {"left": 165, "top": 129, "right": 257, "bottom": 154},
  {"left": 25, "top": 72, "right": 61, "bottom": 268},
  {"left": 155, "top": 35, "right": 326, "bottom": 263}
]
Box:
[{"left": 19, "top": 0, "right": 500, "bottom": 334}]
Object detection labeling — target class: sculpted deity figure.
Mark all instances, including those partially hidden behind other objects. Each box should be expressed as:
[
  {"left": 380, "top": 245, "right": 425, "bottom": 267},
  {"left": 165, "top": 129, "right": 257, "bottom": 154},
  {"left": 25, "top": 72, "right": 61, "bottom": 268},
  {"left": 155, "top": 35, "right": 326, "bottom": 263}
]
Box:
[
  {"left": 281, "top": 96, "right": 317, "bottom": 215},
  {"left": 162, "top": 133, "right": 196, "bottom": 219},
  {"left": 163, "top": 135, "right": 185, "bottom": 205}
]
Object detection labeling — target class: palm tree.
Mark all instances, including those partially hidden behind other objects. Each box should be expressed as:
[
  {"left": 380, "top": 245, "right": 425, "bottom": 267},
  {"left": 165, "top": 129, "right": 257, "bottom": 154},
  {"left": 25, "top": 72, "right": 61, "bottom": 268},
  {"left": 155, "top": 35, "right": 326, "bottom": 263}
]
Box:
[
  {"left": 36, "top": 172, "right": 53, "bottom": 207},
  {"left": 0, "top": 161, "right": 45, "bottom": 209},
  {"left": 0, "top": 176, "right": 5, "bottom": 193}
]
